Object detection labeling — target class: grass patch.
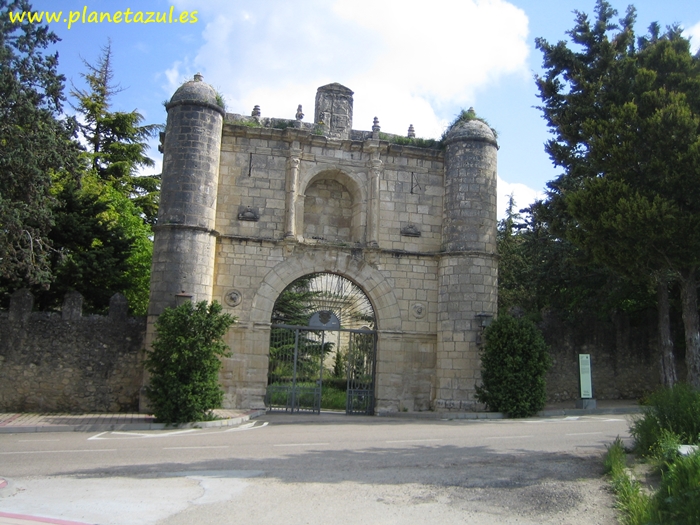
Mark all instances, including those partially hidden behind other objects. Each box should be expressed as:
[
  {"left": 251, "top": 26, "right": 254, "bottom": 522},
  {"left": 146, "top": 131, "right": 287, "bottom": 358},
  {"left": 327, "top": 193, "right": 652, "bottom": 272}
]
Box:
[
  {"left": 653, "top": 450, "right": 700, "bottom": 524},
  {"left": 605, "top": 383, "right": 700, "bottom": 524},
  {"left": 630, "top": 383, "right": 700, "bottom": 456},
  {"left": 266, "top": 382, "right": 348, "bottom": 411},
  {"left": 603, "top": 438, "right": 655, "bottom": 525}
]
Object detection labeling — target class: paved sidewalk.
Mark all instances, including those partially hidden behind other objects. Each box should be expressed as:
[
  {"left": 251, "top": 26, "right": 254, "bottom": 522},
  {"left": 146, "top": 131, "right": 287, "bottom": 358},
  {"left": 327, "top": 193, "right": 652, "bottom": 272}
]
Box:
[
  {"left": 379, "top": 398, "right": 642, "bottom": 419},
  {"left": 0, "top": 409, "right": 266, "bottom": 434},
  {"left": 0, "top": 399, "right": 641, "bottom": 434}
]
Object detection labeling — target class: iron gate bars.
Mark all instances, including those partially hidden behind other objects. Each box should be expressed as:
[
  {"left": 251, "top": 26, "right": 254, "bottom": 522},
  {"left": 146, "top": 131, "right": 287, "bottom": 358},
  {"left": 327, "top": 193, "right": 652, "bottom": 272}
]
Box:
[{"left": 266, "top": 324, "right": 376, "bottom": 415}]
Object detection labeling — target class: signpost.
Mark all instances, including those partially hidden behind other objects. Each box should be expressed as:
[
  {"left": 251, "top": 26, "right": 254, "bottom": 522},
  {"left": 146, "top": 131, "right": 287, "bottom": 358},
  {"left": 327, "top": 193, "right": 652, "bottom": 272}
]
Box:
[{"left": 576, "top": 354, "right": 596, "bottom": 409}]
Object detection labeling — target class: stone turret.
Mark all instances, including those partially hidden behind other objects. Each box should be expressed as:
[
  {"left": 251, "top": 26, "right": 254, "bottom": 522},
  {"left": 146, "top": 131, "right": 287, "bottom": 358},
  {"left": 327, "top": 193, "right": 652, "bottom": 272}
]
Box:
[
  {"left": 148, "top": 73, "right": 225, "bottom": 315},
  {"left": 435, "top": 112, "right": 498, "bottom": 410}
]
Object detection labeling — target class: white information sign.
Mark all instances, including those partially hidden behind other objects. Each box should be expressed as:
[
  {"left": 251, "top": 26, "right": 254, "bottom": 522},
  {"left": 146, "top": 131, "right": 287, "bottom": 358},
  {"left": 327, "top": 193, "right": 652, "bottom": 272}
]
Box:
[{"left": 579, "top": 354, "right": 592, "bottom": 399}]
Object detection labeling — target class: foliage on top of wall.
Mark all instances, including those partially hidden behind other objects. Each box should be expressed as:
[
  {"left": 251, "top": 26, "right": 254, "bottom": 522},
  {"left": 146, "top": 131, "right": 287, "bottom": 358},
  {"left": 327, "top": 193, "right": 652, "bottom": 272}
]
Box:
[
  {"left": 379, "top": 132, "right": 442, "bottom": 149},
  {"left": 214, "top": 91, "right": 226, "bottom": 110},
  {"left": 443, "top": 108, "right": 499, "bottom": 139}
]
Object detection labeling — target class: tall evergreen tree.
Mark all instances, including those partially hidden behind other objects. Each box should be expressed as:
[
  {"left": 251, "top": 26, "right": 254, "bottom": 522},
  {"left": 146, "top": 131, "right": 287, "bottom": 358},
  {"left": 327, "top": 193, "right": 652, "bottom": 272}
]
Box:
[
  {"left": 71, "top": 41, "right": 160, "bottom": 225},
  {"left": 0, "top": 0, "right": 81, "bottom": 294},
  {"left": 535, "top": 0, "right": 700, "bottom": 387}
]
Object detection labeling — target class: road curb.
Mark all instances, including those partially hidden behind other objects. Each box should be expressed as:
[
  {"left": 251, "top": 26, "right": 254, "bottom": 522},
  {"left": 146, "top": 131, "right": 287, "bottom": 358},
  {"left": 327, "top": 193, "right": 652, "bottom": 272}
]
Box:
[
  {"left": 377, "top": 406, "right": 642, "bottom": 420},
  {"left": 0, "top": 410, "right": 266, "bottom": 434}
]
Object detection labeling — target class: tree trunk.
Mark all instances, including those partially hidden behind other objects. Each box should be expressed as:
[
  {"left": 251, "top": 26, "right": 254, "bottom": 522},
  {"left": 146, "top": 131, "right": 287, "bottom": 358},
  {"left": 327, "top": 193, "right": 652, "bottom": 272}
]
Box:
[
  {"left": 680, "top": 268, "right": 700, "bottom": 389},
  {"left": 657, "top": 279, "right": 677, "bottom": 387}
]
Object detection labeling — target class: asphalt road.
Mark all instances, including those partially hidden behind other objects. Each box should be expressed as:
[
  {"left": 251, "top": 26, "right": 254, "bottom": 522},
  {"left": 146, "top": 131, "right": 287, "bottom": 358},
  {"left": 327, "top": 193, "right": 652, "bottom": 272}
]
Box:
[{"left": 0, "top": 412, "right": 631, "bottom": 524}]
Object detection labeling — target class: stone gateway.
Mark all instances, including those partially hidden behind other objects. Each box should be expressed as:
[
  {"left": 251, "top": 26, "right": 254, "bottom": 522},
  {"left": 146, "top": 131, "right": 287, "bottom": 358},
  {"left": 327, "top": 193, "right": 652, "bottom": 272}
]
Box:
[{"left": 145, "top": 76, "right": 498, "bottom": 413}]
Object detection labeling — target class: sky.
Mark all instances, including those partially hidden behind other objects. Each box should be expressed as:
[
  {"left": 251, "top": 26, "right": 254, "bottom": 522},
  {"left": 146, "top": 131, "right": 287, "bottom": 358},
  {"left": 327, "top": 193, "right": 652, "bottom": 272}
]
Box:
[{"left": 18, "top": 0, "right": 700, "bottom": 219}]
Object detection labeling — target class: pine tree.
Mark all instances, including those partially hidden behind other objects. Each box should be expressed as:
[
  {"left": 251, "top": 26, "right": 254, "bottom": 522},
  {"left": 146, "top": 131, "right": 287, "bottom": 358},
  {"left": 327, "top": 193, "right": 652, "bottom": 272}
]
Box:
[
  {"left": 535, "top": 0, "right": 700, "bottom": 387},
  {"left": 71, "top": 41, "right": 161, "bottom": 225},
  {"left": 0, "top": 0, "right": 81, "bottom": 295}
]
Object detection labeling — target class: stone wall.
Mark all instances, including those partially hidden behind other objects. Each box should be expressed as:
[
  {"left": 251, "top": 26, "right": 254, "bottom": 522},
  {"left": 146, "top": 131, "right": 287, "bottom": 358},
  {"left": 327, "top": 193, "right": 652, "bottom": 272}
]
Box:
[
  {"left": 0, "top": 290, "right": 145, "bottom": 413},
  {"left": 542, "top": 309, "right": 673, "bottom": 402}
]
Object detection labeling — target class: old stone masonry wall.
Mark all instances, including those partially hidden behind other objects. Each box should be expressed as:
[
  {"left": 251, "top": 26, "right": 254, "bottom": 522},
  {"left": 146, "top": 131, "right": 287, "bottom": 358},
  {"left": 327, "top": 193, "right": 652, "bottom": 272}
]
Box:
[
  {"left": 0, "top": 289, "right": 145, "bottom": 413},
  {"left": 148, "top": 78, "right": 499, "bottom": 413}
]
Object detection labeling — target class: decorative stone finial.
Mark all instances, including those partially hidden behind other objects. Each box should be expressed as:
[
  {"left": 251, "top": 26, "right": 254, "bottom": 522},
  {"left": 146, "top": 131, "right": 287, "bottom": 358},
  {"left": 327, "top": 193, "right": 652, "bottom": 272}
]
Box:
[
  {"left": 295, "top": 105, "right": 304, "bottom": 121},
  {"left": 252, "top": 105, "right": 261, "bottom": 119},
  {"left": 372, "top": 116, "right": 380, "bottom": 139},
  {"left": 407, "top": 124, "right": 415, "bottom": 138},
  {"left": 194, "top": 72, "right": 203, "bottom": 82}
]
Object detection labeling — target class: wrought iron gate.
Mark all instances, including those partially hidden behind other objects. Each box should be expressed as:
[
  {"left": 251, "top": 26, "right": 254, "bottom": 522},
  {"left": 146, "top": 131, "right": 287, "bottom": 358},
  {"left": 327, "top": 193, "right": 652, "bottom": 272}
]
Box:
[{"left": 266, "top": 324, "right": 377, "bottom": 415}]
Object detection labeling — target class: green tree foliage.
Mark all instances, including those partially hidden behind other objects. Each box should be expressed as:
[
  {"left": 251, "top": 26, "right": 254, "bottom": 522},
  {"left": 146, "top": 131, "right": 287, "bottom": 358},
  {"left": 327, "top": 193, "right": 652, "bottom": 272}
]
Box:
[
  {"left": 50, "top": 42, "right": 159, "bottom": 314},
  {"left": 0, "top": 0, "right": 81, "bottom": 292},
  {"left": 268, "top": 275, "right": 334, "bottom": 385},
  {"left": 71, "top": 41, "right": 160, "bottom": 225},
  {"left": 144, "top": 301, "right": 236, "bottom": 424},
  {"left": 30, "top": 172, "right": 153, "bottom": 314},
  {"left": 535, "top": 0, "right": 700, "bottom": 387},
  {"left": 32, "top": 174, "right": 131, "bottom": 311},
  {"left": 0, "top": 10, "right": 156, "bottom": 314},
  {"left": 475, "top": 315, "right": 551, "bottom": 417},
  {"left": 497, "top": 197, "right": 654, "bottom": 321}
]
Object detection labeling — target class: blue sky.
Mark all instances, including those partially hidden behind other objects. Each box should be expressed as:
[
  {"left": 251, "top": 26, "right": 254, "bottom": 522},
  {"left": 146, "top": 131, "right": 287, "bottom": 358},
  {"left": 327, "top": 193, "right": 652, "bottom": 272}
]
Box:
[{"left": 21, "top": 0, "right": 700, "bottom": 218}]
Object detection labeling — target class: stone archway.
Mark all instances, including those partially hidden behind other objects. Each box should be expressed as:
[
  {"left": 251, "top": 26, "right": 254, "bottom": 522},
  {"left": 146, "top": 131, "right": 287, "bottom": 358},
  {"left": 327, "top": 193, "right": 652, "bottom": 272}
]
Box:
[
  {"left": 266, "top": 272, "right": 378, "bottom": 414},
  {"left": 249, "top": 249, "right": 401, "bottom": 331}
]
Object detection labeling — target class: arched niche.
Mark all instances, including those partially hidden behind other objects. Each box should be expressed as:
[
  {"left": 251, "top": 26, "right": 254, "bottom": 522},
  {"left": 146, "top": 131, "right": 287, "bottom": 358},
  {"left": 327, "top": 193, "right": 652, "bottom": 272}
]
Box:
[{"left": 296, "top": 169, "right": 366, "bottom": 244}]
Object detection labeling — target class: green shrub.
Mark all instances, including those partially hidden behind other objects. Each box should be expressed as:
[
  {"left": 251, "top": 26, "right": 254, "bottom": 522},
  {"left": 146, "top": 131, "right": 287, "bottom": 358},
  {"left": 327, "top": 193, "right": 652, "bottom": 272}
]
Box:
[
  {"left": 475, "top": 315, "right": 551, "bottom": 417},
  {"left": 653, "top": 451, "right": 700, "bottom": 524},
  {"left": 144, "top": 301, "right": 235, "bottom": 424},
  {"left": 630, "top": 383, "right": 700, "bottom": 456}
]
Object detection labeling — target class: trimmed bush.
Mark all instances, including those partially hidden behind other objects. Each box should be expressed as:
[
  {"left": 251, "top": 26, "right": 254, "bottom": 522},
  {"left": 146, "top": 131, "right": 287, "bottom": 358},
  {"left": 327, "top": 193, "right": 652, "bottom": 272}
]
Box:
[
  {"left": 144, "top": 301, "right": 235, "bottom": 423},
  {"left": 630, "top": 383, "right": 700, "bottom": 456},
  {"left": 475, "top": 315, "right": 551, "bottom": 417}
]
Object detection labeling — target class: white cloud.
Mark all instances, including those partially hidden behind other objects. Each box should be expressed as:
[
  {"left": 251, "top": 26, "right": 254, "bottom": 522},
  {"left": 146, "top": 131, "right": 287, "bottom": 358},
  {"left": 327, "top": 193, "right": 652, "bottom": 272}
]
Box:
[
  {"left": 497, "top": 177, "right": 543, "bottom": 220},
  {"left": 163, "top": 0, "right": 529, "bottom": 138},
  {"left": 687, "top": 20, "right": 700, "bottom": 54}
]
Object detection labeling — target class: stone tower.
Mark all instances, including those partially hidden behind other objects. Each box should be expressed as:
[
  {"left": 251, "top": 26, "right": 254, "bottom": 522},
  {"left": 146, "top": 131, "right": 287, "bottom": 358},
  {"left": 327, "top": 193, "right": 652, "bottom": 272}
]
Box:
[
  {"left": 148, "top": 73, "right": 225, "bottom": 315},
  {"left": 436, "top": 114, "right": 498, "bottom": 410}
]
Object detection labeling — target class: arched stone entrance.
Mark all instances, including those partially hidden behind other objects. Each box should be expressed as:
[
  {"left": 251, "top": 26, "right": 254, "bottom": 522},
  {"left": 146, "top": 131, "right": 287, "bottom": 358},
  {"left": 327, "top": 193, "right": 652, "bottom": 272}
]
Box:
[
  {"left": 148, "top": 79, "right": 498, "bottom": 415},
  {"left": 266, "top": 273, "right": 377, "bottom": 414}
]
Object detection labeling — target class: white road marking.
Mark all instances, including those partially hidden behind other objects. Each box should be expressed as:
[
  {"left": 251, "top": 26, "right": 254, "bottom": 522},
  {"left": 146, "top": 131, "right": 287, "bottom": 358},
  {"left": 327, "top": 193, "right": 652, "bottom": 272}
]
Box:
[
  {"left": 225, "top": 421, "right": 268, "bottom": 432},
  {"left": 0, "top": 449, "right": 117, "bottom": 455},
  {"left": 88, "top": 428, "right": 200, "bottom": 440},
  {"left": 386, "top": 439, "right": 443, "bottom": 443},
  {"left": 566, "top": 432, "right": 603, "bottom": 436},
  {"left": 163, "top": 446, "right": 229, "bottom": 450},
  {"left": 488, "top": 435, "right": 534, "bottom": 440},
  {"left": 273, "top": 443, "right": 330, "bottom": 447},
  {"left": 87, "top": 422, "right": 267, "bottom": 441},
  {"left": 17, "top": 439, "right": 60, "bottom": 442}
]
